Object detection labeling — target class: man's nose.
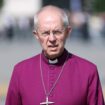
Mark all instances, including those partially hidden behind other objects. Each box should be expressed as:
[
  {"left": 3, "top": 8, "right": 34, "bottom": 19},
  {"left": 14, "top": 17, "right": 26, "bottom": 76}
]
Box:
[{"left": 49, "top": 32, "right": 56, "bottom": 42}]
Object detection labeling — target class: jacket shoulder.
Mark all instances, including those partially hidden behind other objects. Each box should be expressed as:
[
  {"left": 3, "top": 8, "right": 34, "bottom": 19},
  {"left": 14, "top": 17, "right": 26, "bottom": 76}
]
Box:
[
  {"left": 14, "top": 54, "right": 40, "bottom": 70},
  {"left": 70, "top": 54, "right": 98, "bottom": 74},
  {"left": 72, "top": 54, "right": 97, "bottom": 67}
]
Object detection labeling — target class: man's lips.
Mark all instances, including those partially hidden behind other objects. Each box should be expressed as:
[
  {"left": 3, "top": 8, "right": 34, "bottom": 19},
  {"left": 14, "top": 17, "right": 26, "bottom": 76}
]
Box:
[
  {"left": 48, "top": 45, "right": 58, "bottom": 51},
  {"left": 48, "top": 45, "right": 58, "bottom": 47}
]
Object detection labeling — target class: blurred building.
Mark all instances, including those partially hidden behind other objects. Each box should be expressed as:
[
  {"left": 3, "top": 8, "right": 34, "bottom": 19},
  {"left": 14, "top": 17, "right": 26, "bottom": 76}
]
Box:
[{"left": 1, "top": 0, "right": 41, "bottom": 18}]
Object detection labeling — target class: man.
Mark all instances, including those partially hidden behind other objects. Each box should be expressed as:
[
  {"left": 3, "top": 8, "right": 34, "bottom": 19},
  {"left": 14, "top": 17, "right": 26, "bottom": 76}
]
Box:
[{"left": 5, "top": 5, "right": 104, "bottom": 105}]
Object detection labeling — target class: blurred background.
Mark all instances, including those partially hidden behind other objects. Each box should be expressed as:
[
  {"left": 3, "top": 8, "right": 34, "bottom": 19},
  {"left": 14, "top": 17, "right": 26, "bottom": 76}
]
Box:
[{"left": 0, "top": 0, "right": 105, "bottom": 104}]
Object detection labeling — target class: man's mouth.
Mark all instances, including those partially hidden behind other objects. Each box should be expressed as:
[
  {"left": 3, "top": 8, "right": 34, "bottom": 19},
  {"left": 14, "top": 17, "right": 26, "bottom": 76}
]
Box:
[
  {"left": 48, "top": 45, "right": 58, "bottom": 51},
  {"left": 48, "top": 45, "right": 58, "bottom": 47}
]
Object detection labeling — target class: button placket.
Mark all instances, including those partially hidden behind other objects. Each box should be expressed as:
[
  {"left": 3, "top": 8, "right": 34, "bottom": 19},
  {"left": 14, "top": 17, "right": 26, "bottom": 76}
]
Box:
[
  {"left": 48, "top": 65, "right": 56, "bottom": 97},
  {"left": 49, "top": 65, "right": 55, "bottom": 70}
]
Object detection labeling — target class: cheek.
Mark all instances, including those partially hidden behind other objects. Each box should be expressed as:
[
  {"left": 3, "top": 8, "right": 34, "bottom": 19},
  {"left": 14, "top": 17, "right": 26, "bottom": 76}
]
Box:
[
  {"left": 37, "top": 37, "right": 44, "bottom": 46},
  {"left": 58, "top": 36, "right": 66, "bottom": 44},
  {"left": 38, "top": 37, "right": 48, "bottom": 48}
]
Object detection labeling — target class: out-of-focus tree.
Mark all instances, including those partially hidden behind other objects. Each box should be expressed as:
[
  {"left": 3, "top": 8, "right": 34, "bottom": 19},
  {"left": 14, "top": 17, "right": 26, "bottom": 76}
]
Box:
[
  {"left": 0, "top": 0, "right": 3, "bottom": 9},
  {"left": 93, "top": 0, "right": 105, "bottom": 12},
  {"left": 81, "top": 0, "right": 94, "bottom": 12}
]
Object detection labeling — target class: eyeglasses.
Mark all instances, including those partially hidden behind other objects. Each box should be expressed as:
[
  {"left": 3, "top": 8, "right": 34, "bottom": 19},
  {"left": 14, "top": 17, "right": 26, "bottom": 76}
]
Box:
[{"left": 37, "top": 28, "right": 66, "bottom": 37}]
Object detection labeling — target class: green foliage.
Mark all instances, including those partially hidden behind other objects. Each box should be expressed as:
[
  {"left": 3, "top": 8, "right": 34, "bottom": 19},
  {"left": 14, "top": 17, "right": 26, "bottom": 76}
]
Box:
[
  {"left": 93, "top": 0, "right": 105, "bottom": 12},
  {"left": 0, "top": 0, "right": 3, "bottom": 8}
]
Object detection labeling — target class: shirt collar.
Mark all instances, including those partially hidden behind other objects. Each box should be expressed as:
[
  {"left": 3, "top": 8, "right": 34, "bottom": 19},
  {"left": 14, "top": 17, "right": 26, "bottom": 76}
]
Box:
[{"left": 41, "top": 48, "right": 69, "bottom": 65}]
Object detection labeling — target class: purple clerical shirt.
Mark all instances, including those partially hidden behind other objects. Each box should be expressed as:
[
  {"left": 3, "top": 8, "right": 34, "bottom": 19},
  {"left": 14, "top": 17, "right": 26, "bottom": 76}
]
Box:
[{"left": 5, "top": 49, "right": 105, "bottom": 105}]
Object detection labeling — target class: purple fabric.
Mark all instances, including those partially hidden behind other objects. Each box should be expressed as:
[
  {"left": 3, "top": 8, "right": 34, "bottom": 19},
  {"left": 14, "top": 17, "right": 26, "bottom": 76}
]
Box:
[{"left": 5, "top": 49, "right": 105, "bottom": 105}]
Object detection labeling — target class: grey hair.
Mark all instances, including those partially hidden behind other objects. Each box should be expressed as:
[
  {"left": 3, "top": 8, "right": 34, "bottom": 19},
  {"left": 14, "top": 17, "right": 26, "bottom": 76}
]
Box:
[{"left": 34, "top": 5, "right": 70, "bottom": 31}]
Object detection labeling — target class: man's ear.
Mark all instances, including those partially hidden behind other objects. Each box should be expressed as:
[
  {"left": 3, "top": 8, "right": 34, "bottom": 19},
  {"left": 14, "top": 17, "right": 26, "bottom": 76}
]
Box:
[
  {"left": 67, "top": 26, "right": 72, "bottom": 33},
  {"left": 33, "top": 30, "right": 39, "bottom": 39},
  {"left": 65, "top": 26, "right": 72, "bottom": 37}
]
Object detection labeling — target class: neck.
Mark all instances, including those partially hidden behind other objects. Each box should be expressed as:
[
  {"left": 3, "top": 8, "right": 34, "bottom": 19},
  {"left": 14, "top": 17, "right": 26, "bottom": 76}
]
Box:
[
  {"left": 41, "top": 48, "right": 69, "bottom": 65},
  {"left": 44, "top": 49, "right": 64, "bottom": 60}
]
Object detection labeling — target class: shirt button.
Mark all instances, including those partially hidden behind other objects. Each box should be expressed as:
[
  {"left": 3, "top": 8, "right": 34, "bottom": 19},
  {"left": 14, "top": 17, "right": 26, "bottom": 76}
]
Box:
[
  {"left": 49, "top": 65, "right": 55, "bottom": 70},
  {"left": 50, "top": 73, "right": 54, "bottom": 77}
]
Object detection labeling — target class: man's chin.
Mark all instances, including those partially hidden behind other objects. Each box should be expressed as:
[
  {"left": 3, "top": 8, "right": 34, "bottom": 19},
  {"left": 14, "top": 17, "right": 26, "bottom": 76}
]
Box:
[{"left": 47, "top": 51, "right": 60, "bottom": 58}]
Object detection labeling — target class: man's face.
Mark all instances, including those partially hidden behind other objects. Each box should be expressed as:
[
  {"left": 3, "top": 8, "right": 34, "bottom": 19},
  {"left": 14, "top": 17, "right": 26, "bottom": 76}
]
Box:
[{"left": 34, "top": 12, "right": 71, "bottom": 59}]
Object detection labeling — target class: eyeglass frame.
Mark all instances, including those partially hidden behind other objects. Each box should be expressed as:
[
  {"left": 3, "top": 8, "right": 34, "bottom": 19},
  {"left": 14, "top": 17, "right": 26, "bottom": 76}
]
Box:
[{"left": 35, "top": 27, "right": 67, "bottom": 37}]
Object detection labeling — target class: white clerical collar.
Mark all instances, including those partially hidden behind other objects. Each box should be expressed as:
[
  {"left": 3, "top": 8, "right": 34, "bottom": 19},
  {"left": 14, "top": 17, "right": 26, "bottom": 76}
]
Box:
[{"left": 49, "top": 58, "right": 58, "bottom": 64}]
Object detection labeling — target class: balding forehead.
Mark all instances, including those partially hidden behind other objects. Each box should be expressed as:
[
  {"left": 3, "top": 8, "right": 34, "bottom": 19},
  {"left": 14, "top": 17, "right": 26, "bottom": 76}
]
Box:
[
  {"left": 34, "top": 5, "right": 69, "bottom": 30},
  {"left": 37, "top": 5, "right": 63, "bottom": 17}
]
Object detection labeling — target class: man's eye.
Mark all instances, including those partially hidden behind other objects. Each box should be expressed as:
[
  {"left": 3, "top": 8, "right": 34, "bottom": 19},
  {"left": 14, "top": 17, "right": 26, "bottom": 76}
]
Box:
[
  {"left": 53, "top": 31, "right": 62, "bottom": 35},
  {"left": 42, "top": 32, "right": 50, "bottom": 36}
]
